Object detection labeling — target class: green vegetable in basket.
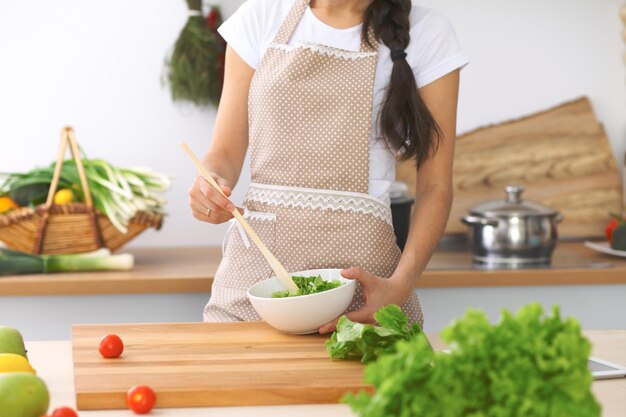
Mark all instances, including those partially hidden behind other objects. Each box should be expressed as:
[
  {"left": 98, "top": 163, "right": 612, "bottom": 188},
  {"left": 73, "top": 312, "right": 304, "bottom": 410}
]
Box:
[
  {"left": 0, "top": 157, "right": 170, "bottom": 234},
  {"left": 8, "top": 183, "right": 50, "bottom": 207},
  {"left": 271, "top": 275, "right": 343, "bottom": 298},
  {"left": 339, "top": 304, "right": 600, "bottom": 417},
  {"left": 0, "top": 248, "right": 134, "bottom": 276}
]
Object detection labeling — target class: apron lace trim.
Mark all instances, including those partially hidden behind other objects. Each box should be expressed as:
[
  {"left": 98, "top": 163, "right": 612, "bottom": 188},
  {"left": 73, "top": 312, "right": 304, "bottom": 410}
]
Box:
[
  {"left": 246, "top": 182, "right": 393, "bottom": 225},
  {"left": 267, "top": 41, "right": 378, "bottom": 61}
]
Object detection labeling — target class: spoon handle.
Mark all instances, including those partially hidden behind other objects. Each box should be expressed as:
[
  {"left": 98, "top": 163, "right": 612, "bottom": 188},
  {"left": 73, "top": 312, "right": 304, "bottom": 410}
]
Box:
[{"left": 181, "top": 143, "right": 298, "bottom": 293}]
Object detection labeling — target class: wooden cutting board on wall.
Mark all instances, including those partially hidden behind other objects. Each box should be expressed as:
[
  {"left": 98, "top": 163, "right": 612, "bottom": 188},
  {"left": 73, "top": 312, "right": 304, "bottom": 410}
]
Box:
[
  {"left": 397, "top": 97, "right": 622, "bottom": 238},
  {"left": 72, "top": 322, "right": 369, "bottom": 410}
]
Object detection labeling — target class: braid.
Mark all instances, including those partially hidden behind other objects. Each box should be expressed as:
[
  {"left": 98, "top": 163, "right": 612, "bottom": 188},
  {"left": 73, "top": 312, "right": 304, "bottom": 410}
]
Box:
[{"left": 363, "top": 0, "right": 442, "bottom": 166}]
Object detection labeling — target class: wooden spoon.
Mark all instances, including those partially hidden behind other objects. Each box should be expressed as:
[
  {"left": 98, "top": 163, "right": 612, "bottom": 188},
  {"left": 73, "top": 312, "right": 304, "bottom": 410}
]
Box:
[{"left": 181, "top": 143, "right": 299, "bottom": 293}]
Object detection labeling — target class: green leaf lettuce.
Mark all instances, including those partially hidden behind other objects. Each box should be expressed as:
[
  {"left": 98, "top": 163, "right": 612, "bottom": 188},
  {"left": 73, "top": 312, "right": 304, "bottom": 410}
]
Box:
[
  {"left": 339, "top": 304, "right": 601, "bottom": 417},
  {"left": 326, "top": 304, "right": 423, "bottom": 363}
]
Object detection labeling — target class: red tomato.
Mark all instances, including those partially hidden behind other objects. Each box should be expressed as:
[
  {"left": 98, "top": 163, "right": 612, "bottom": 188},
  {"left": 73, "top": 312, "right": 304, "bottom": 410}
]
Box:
[
  {"left": 127, "top": 385, "right": 156, "bottom": 414},
  {"left": 51, "top": 407, "right": 78, "bottom": 417},
  {"left": 606, "top": 218, "right": 621, "bottom": 242},
  {"left": 98, "top": 334, "right": 124, "bottom": 358}
]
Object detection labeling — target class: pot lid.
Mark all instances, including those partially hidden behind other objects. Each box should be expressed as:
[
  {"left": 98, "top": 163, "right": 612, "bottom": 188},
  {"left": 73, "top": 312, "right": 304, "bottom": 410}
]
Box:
[
  {"left": 468, "top": 185, "right": 559, "bottom": 217},
  {"left": 389, "top": 181, "right": 409, "bottom": 199}
]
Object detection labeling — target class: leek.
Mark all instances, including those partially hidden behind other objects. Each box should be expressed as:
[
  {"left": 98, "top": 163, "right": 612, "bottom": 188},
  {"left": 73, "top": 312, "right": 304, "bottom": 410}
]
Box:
[
  {"left": 0, "top": 157, "right": 171, "bottom": 234},
  {"left": 0, "top": 248, "right": 134, "bottom": 276}
]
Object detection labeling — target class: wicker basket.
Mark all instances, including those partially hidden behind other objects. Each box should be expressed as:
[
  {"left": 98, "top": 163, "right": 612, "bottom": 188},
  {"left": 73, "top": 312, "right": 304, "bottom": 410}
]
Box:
[{"left": 0, "top": 127, "right": 162, "bottom": 255}]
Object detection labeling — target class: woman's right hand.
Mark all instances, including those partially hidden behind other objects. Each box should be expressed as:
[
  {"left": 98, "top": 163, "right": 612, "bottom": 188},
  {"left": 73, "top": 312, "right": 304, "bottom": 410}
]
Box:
[{"left": 188, "top": 173, "right": 243, "bottom": 224}]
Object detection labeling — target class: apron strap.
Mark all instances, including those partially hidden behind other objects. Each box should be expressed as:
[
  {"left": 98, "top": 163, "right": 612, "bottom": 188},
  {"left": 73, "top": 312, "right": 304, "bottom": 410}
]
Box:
[
  {"left": 273, "top": 0, "right": 310, "bottom": 45},
  {"left": 273, "top": 0, "right": 379, "bottom": 53},
  {"left": 222, "top": 211, "right": 252, "bottom": 256}
]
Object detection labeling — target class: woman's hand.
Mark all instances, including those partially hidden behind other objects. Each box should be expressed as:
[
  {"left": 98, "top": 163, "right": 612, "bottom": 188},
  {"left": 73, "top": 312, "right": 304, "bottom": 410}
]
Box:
[
  {"left": 318, "top": 267, "right": 412, "bottom": 334},
  {"left": 188, "top": 173, "right": 243, "bottom": 224},
  {"left": 187, "top": 47, "right": 254, "bottom": 225}
]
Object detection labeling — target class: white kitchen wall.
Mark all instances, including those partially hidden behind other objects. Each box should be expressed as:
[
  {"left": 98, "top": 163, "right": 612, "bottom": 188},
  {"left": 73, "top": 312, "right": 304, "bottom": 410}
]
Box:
[{"left": 1, "top": 0, "right": 625, "bottom": 248}]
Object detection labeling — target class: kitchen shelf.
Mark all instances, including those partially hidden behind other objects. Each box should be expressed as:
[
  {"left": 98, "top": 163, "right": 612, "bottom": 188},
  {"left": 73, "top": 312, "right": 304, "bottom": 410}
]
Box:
[{"left": 1, "top": 242, "right": 625, "bottom": 296}]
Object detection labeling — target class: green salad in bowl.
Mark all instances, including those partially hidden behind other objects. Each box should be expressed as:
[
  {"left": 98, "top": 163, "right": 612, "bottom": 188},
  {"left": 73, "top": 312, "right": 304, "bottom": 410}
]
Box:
[
  {"left": 247, "top": 268, "right": 356, "bottom": 334},
  {"left": 271, "top": 275, "right": 343, "bottom": 298}
]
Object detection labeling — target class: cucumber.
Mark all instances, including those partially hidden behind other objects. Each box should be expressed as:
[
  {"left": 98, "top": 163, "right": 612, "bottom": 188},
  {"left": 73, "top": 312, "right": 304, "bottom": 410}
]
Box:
[
  {"left": 8, "top": 183, "right": 50, "bottom": 207},
  {"left": 0, "top": 249, "right": 44, "bottom": 276}
]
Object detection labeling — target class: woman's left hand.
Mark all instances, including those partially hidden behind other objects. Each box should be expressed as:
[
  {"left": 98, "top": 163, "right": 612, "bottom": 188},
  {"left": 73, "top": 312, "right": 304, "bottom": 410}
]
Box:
[{"left": 318, "top": 267, "right": 411, "bottom": 335}]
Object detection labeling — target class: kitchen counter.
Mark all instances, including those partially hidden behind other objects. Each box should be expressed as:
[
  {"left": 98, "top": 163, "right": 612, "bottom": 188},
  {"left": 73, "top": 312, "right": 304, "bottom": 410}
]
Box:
[
  {"left": 27, "top": 331, "right": 626, "bottom": 416},
  {"left": 4, "top": 242, "right": 626, "bottom": 340},
  {"left": 1, "top": 242, "right": 625, "bottom": 296}
]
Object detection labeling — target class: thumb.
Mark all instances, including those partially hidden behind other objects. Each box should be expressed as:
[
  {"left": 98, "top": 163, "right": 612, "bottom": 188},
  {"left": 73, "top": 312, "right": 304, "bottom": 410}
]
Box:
[
  {"left": 345, "top": 307, "right": 374, "bottom": 325},
  {"left": 215, "top": 176, "right": 232, "bottom": 197},
  {"left": 319, "top": 306, "right": 375, "bottom": 335},
  {"left": 341, "top": 267, "right": 376, "bottom": 288},
  {"left": 319, "top": 317, "right": 339, "bottom": 335}
]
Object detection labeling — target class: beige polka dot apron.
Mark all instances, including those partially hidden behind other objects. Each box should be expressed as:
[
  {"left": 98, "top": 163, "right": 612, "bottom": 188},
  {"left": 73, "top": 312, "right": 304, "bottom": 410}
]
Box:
[{"left": 204, "top": 0, "right": 423, "bottom": 326}]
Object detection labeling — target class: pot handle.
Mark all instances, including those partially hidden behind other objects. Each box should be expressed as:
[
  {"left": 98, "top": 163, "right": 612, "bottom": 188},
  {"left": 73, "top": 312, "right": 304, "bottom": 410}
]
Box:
[
  {"left": 556, "top": 213, "right": 564, "bottom": 223},
  {"left": 461, "top": 216, "right": 499, "bottom": 227}
]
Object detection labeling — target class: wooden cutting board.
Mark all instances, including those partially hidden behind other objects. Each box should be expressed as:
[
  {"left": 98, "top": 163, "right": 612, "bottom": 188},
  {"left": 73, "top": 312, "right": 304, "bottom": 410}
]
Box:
[
  {"left": 71, "top": 322, "right": 370, "bottom": 410},
  {"left": 397, "top": 97, "right": 622, "bottom": 238}
]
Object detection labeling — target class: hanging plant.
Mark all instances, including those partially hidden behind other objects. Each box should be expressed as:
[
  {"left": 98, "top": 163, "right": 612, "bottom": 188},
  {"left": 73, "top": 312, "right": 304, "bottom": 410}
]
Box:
[{"left": 163, "top": 0, "right": 226, "bottom": 107}]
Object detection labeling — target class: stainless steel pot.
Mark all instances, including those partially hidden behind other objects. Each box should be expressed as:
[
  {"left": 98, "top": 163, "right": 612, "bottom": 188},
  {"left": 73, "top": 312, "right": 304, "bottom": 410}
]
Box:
[{"left": 461, "top": 185, "right": 563, "bottom": 268}]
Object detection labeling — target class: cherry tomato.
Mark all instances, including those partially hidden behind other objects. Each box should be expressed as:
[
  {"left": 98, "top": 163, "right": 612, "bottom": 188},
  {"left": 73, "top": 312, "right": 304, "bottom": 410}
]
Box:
[
  {"left": 98, "top": 334, "right": 124, "bottom": 358},
  {"left": 606, "top": 218, "right": 621, "bottom": 242},
  {"left": 51, "top": 407, "right": 78, "bottom": 417},
  {"left": 127, "top": 385, "right": 156, "bottom": 414}
]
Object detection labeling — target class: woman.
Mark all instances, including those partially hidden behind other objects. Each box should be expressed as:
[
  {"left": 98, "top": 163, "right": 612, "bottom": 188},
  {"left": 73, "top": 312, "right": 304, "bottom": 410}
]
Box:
[{"left": 188, "top": 0, "right": 468, "bottom": 333}]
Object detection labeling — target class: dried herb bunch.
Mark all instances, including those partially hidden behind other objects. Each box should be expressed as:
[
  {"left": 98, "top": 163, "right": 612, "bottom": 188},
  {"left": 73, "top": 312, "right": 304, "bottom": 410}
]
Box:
[{"left": 164, "top": 0, "right": 226, "bottom": 106}]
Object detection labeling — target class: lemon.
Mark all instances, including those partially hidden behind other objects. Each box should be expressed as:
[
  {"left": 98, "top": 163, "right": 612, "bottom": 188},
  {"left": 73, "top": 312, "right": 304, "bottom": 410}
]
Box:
[
  {"left": 0, "top": 353, "right": 36, "bottom": 374},
  {"left": 53, "top": 189, "right": 74, "bottom": 204}
]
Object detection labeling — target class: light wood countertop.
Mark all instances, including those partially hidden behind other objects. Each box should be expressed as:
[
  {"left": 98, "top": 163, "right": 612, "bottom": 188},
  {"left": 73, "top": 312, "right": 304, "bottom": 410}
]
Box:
[
  {"left": 26, "top": 331, "right": 626, "bottom": 416},
  {"left": 2, "top": 242, "right": 626, "bottom": 296}
]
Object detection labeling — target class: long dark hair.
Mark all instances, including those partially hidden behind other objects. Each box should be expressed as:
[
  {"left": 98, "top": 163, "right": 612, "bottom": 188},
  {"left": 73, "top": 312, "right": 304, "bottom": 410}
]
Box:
[{"left": 363, "top": 0, "right": 441, "bottom": 167}]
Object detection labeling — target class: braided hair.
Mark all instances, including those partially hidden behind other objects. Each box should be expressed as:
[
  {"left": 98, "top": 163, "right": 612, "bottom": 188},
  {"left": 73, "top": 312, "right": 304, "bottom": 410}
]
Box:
[{"left": 363, "top": 0, "right": 442, "bottom": 167}]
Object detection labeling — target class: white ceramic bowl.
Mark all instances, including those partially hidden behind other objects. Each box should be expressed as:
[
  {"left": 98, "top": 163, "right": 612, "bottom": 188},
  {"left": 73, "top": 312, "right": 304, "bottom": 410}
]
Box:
[{"left": 247, "top": 268, "right": 356, "bottom": 334}]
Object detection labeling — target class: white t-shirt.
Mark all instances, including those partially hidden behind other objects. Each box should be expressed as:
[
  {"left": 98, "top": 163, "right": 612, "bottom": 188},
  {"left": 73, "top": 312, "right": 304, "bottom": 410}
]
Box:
[{"left": 219, "top": 0, "right": 469, "bottom": 204}]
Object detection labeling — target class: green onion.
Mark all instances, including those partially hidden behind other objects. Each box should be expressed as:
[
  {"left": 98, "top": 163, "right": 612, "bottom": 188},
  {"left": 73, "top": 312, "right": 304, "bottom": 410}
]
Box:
[
  {"left": 1, "top": 157, "right": 171, "bottom": 234},
  {"left": 0, "top": 248, "right": 134, "bottom": 276}
]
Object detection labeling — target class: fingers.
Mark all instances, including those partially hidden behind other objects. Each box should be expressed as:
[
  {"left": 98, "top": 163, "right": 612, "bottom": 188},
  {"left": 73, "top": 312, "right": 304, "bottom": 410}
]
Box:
[
  {"left": 345, "top": 308, "right": 375, "bottom": 325},
  {"left": 340, "top": 267, "right": 376, "bottom": 287},
  {"left": 319, "top": 269, "right": 379, "bottom": 334},
  {"left": 318, "top": 308, "right": 375, "bottom": 335},
  {"left": 216, "top": 177, "right": 232, "bottom": 197},
  {"left": 190, "top": 199, "right": 233, "bottom": 224},
  {"left": 319, "top": 318, "right": 338, "bottom": 335},
  {"left": 188, "top": 174, "right": 241, "bottom": 224},
  {"left": 192, "top": 209, "right": 232, "bottom": 224},
  {"left": 196, "top": 176, "right": 235, "bottom": 213}
]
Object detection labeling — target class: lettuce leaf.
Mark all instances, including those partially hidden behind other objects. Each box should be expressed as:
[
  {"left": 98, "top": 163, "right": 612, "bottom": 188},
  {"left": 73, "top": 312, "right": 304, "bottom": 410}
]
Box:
[
  {"left": 271, "top": 275, "right": 343, "bottom": 298},
  {"left": 326, "top": 304, "right": 423, "bottom": 363},
  {"left": 342, "top": 304, "right": 601, "bottom": 417}
]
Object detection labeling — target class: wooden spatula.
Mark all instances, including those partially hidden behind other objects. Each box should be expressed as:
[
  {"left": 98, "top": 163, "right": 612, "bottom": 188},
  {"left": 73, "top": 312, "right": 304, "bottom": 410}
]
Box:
[{"left": 181, "top": 143, "right": 299, "bottom": 293}]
